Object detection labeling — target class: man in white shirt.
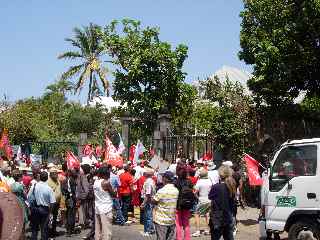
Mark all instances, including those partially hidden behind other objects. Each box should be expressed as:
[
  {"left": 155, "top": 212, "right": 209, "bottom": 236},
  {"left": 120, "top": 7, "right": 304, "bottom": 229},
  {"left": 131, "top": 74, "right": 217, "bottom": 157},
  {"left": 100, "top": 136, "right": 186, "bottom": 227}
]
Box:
[{"left": 207, "top": 162, "right": 219, "bottom": 185}]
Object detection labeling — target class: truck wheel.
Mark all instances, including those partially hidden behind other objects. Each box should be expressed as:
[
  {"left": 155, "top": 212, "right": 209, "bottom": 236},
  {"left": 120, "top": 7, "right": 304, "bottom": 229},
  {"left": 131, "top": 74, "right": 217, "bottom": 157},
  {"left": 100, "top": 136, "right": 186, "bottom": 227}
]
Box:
[{"left": 288, "top": 220, "right": 320, "bottom": 240}]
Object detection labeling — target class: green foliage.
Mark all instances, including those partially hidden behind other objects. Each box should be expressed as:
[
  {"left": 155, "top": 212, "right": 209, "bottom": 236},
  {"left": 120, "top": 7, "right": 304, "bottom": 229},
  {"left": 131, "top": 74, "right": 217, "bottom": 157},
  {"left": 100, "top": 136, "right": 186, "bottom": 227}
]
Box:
[
  {"left": 59, "top": 23, "right": 110, "bottom": 104},
  {"left": 101, "top": 19, "right": 189, "bottom": 136},
  {"left": 239, "top": 0, "right": 320, "bottom": 105},
  {"left": 0, "top": 89, "right": 110, "bottom": 145},
  {"left": 190, "top": 76, "right": 253, "bottom": 160}
]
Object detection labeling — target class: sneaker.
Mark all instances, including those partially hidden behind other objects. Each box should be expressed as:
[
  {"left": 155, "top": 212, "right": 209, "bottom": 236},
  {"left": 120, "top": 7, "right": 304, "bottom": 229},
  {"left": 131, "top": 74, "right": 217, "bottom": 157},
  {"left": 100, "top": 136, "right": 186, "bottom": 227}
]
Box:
[
  {"left": 203, "top": 230, "right": 210, "bottom": 235},
  {"left": 125, "top": 220, "right": 133, "bottom": 224},
  {"left": 140, "top": 231, "right": 151, "bottom": 237},
  {"left": 192, "top": 231, "right": 201, "bottom": 237}
]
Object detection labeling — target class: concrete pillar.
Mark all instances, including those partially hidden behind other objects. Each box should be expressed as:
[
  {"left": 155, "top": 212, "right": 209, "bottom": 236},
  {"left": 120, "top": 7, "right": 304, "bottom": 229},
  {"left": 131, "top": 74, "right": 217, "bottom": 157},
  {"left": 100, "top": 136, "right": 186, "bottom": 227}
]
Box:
[{"left": 120, "top": 116, "right": 131, "bottom": 159}]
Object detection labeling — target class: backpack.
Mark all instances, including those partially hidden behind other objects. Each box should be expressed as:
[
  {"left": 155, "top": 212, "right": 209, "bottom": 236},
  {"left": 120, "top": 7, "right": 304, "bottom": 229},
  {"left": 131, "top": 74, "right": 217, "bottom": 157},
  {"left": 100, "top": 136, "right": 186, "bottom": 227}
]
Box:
[{"left": 178, "top": 182, "right": 197, "bottom": 209}]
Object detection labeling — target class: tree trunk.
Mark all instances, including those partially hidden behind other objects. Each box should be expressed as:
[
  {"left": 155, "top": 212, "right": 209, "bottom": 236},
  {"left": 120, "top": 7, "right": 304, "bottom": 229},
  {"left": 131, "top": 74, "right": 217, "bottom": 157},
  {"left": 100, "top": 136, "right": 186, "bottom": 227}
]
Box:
[{"left": 87, "top": 71, "right": 93, "bottom": 106}]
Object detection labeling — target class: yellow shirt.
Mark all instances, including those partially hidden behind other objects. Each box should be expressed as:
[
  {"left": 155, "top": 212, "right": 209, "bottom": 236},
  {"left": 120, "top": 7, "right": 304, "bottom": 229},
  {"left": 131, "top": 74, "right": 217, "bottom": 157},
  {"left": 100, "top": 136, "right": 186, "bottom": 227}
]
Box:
[
  {"left": 153, "top": 183, "right": 179, "bottom": 225},
  {"left": 47, "top": 177, "right": 62, "bottom": 203}
]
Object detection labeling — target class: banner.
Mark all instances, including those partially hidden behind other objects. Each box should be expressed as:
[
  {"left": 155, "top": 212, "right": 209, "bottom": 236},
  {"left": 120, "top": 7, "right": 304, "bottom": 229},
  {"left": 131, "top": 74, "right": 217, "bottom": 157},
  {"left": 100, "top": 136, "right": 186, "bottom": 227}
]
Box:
[
  {"left": 66, "top": 151, "right": 81, "bottom": 170},
  {"left": 244, "top": 154, "right": 263, "bottom": 186},
  {"left": 105, "top": 136, "right": 123, "bottom": 167}
]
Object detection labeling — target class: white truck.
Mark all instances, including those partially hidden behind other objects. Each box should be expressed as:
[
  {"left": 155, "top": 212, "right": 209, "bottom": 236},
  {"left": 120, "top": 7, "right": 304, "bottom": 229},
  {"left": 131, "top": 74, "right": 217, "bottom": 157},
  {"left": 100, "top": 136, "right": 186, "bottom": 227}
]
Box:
[{"left": 260, "top": 138, "right": 320, "bottom": 240}]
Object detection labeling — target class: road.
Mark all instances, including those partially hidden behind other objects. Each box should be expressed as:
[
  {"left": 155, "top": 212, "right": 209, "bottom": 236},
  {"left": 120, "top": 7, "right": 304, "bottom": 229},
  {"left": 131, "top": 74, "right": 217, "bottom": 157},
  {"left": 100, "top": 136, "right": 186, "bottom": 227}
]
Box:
[{"left": 40, "top": 207, "right": 288, "bottom": 239}]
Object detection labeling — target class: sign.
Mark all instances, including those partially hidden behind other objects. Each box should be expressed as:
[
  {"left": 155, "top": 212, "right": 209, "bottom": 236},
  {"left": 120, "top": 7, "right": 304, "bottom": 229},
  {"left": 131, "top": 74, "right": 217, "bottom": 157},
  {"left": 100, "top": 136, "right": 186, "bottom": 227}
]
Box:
[
  {"left": 149, "top": 155, "right": 161, "bottom": 169},
  {"left": 276, "top": 196, "right": 296, "bottom": 207},
  {"left": 30, "top": 154, "right": 42, "bottom": 166}
]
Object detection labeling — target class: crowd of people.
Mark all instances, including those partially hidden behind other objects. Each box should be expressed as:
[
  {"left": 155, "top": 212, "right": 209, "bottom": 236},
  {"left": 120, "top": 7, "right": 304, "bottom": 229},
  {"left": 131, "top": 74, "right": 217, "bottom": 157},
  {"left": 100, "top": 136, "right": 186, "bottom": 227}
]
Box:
[{"left": 0, "top": 156, "right": 244, "bottom": 240}]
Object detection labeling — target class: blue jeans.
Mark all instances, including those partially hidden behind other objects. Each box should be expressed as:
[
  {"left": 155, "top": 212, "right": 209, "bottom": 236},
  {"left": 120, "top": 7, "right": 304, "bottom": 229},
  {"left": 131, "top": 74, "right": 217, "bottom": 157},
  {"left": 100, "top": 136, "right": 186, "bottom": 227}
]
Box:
[
  {"left": 121, "top": 195, "right": 131, "bottom": 222},
  {"left": 144, "top": 203, "right": 154, "bottom": 233},
  {"left": 113, "top": 198, "right": 125, "bottom": 225},
  {"left": 31, "top": 206, "right": 50, "bottom": 240}
]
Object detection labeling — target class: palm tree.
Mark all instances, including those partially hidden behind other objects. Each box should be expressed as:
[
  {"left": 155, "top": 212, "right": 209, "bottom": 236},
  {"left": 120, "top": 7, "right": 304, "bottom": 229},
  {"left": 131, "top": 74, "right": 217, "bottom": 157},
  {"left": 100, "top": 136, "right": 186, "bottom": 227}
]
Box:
[
  {"left": 45, "top": 79, "right": 74, "bottom": 97},
  {"left": 58, "top": 23, "right": 109, "bottom": 105}
]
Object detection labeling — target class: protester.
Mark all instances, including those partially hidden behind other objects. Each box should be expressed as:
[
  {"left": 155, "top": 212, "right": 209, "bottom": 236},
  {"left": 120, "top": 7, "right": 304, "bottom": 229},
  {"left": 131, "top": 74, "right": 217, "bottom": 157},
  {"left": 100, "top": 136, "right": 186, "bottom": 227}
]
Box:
[
  {"left": 119, "top": 165, "right": 134, "bottom": 224},
  {"left": 47, "top": 166, "right": 62, "bottom": 237},
  {"left": 77, "top": 164, "right": 91, "bottom": 229},
  {"left": 140, "top": 169, "right": 156, "bottom": 236},
  {"left": 28, "top": 171, "right": 56, "bottom": 240},
  {"left": 11, "top": 169, "right": 28, "bottom": 233},
  {"left": 153, "top": 171, "right": 179, "bottom": 240},
  {"left": 108, "top": 165, "right": 125, "bottom": 225},
  {"left": 175, "top": 165, "right": 195, "bottom": 240},
  {"left": 94, "top": 166, "right": 115, "bottom": 240},
  {"left": 62, "top": 169, "right": 79, "bottom": 237},
  {"left": 208, "top": 165, "right": 237, "bottom": 240},
  {"left": 192, "top": 169, "right": 212, "bottom": 237}
]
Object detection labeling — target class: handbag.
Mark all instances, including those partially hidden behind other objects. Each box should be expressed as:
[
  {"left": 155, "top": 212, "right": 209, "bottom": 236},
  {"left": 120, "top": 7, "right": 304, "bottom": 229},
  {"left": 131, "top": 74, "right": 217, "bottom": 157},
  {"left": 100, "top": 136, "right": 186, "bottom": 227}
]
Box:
[{"left": 29, "top": 184, "right": 39, "bottom": 215}]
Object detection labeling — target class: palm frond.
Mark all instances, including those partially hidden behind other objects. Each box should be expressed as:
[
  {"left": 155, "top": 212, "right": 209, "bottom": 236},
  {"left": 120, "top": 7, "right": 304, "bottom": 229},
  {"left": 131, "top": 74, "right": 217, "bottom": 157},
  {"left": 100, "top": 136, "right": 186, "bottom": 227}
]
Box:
[
  {"left": 65, "top": 38, "right": 81, "bottom": 49},
  {"left": 58, "top": 51, "right": 83, "bottom": 60},
  {"left": 73, "top": 27, "right": 90, "bottom": 57},
  {"left": 74, "top": 65, "right": 90, "bottom": 92},
  {"left": 96, "top": 67, "right": 110, "bottom": 96},
  {"left": 60, "top": 64, "right": 84, "bottom": 81}
]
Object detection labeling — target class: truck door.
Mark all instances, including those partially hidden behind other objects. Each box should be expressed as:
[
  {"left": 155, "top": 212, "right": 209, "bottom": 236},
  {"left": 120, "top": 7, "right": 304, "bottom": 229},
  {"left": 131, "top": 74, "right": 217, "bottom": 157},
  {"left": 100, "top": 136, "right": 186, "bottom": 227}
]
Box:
[{"left": 266, "top": 144, "right": 320, "bottom": 231}]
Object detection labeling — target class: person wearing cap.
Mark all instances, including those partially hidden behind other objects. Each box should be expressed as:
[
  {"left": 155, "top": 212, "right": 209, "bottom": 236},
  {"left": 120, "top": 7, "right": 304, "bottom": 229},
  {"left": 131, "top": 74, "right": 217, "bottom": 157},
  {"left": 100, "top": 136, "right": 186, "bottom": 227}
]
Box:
[
  {"left": 47, "top": 166, "right": 62, "bottom": 237},
  {"left": 140, "top": 169, "right": 156, "bottom": 236},
  {"left": 152, "top": 171, "right": 179, "bottom": 240},
  {"left": 119, "top": 164, "right": 134, "bottom": 224},
  {"left": 192, "top": 169, "right": 212, "bottom": 237}
]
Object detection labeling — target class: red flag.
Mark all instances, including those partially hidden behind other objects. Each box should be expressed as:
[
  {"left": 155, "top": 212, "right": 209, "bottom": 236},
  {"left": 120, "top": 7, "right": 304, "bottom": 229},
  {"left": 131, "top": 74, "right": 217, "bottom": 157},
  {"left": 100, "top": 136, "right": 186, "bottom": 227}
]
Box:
[
  {"left": 104, "top": 136, "right": 123, "bottom": 167},
  {"left": 66, "top": 151, "right": 80, "bottom": 170},
  {"left": 95, "top": 145, "right": 103, "bottom": 158},
  {"left": 82, "top": 144, "right": 93, "bottom": 156},
  {"left": 244, "top": 154, "right": 263, "bottom": 186},
  {"left": 0, "top": 129, "right": 13, "bottom": 159},
  {"left": 129, "top": 145, "right": 135, "bottom": 162},
  {"left": 202, "top": 152, "right": 213, "bottom": 161}
]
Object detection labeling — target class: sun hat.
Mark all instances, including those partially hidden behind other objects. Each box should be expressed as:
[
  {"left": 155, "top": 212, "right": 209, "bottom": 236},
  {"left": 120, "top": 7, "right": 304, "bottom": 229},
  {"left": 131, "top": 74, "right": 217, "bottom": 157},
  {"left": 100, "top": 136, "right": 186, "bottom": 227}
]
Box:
[{"left": 222, "top": 161, "right": 233, "bottom": 167}]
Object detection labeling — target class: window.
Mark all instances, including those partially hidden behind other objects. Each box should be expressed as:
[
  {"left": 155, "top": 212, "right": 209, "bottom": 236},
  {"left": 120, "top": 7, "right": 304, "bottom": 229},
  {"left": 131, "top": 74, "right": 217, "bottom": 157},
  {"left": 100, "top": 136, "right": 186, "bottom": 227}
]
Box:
[{"left": 270, "top": 145, "right": 317, "bottom": 192}]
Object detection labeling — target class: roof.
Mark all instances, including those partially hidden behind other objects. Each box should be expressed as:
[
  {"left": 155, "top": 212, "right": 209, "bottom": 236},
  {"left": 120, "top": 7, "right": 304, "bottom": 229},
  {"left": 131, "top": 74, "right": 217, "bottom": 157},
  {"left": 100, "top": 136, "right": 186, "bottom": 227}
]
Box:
[
  {"left": 282, "top": 138, "right": 320, "bottom": 146},
  {"left": 212, "top": 65, "right": 252, "bottom": 88}
]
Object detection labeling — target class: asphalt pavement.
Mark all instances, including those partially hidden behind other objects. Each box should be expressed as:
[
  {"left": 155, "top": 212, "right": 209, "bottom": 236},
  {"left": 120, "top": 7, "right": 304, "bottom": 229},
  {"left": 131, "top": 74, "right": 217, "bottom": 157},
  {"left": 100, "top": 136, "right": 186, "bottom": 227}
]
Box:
[{"left": 49, "top": 207, "right": 267, "bottom": 240}]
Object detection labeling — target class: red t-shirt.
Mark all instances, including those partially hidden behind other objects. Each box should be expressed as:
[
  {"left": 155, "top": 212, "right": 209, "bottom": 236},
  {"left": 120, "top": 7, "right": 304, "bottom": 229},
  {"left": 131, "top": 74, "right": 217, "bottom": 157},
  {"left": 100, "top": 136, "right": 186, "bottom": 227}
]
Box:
[
  {"left": 119, "top": 172, "right": 134, "bottom": 196},
  {"left": 189, "top": 176, "right": 198, "bottom": 186}
]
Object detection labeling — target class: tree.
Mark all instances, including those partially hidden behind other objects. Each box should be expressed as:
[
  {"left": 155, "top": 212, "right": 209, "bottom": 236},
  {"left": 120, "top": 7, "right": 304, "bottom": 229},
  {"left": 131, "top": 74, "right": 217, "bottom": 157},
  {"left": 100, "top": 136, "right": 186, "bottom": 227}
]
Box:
[
  {"left": 101, "top": 19, "right": 188, "bottom": 136},
  {"left": 190, "top": 76, "right": 253, "bottom": 160},
  {"left": 58, "top": 23, "right": 109, "bottom": 105},
  {"left": 239, "top": 0, "right": 320, "bottom": 105},
  {"left": 45, "top": 79, "right": 74, "bottom": 98}
]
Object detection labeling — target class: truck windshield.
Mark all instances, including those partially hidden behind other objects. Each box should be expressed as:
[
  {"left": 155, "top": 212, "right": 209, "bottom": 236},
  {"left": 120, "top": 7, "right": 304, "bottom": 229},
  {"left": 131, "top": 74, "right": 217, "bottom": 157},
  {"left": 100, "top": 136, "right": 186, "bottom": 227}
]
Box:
[{"left": 270, "top": 145, "right": 317, "bottom": 192}]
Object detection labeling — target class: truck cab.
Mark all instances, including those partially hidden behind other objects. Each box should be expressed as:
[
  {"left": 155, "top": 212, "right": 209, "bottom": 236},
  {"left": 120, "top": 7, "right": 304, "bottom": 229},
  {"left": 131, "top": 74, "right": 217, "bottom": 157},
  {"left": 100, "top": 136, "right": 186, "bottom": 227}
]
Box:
[{"left": 260, "top": 138, "right": 320, "bottom": 240}]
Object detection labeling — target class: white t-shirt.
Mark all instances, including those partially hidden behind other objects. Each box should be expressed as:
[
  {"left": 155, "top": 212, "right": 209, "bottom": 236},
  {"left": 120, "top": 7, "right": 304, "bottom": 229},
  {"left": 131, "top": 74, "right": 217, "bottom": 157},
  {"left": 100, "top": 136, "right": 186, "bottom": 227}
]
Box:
[
  {"left": 134, "top": 166, "right": 145, "bottom": 180},
  {"left": 195, "top": 178, "right": 212, "bottom": 203},
  {"left": 168, "top": 164, "right": 177, "bottom": 175},
  {"left": 208, "top": 170, "right": 220, "bottom": 185},
  {"left": 94, "top": 179, "right": 113, "bottom": 215}
]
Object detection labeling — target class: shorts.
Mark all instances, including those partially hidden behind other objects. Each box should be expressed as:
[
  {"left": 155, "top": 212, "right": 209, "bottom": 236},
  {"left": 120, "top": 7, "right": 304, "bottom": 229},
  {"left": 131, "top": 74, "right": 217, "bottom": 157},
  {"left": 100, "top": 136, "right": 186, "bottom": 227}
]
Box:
[{"left": 195, "top": 202, "right": 211, "bottom": 216}]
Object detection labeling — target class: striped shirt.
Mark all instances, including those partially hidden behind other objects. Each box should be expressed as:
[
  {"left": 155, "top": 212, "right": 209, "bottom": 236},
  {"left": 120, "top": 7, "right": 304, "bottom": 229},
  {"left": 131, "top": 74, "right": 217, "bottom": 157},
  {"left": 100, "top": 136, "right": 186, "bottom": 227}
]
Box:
[{"left": 153, "top": 183, "right": 179, "bottom": 225}]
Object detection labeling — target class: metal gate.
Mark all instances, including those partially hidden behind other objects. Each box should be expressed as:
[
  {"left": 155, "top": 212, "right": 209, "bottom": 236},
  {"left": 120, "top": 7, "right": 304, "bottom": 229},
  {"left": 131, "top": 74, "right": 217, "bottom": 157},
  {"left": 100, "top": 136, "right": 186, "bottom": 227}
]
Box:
[{"left": 162, "top": 135, "right": 216, "bottom": 162}]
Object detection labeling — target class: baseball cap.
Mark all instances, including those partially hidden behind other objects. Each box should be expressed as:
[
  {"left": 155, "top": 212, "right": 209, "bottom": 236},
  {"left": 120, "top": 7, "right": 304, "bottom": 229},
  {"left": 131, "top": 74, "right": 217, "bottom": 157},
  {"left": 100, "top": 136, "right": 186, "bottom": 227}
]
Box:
[{"left": 162, "top": 171, "right": 175, "bottom": 181}]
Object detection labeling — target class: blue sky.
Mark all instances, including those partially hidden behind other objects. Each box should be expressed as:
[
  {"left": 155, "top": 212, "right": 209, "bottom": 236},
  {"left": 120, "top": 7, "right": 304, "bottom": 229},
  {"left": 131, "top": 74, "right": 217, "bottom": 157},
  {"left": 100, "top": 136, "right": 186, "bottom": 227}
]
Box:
[{"left": 0, "top": 0, "right": 249, "bottom": 102}]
